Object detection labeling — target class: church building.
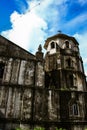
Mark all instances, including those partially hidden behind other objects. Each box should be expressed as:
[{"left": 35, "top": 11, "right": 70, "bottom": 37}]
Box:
[{"left": 0, "top": 33, "right": 87, "bottom": 130}]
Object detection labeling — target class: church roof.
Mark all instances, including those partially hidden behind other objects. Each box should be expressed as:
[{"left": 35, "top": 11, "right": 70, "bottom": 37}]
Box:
[
  {"left": 44, "top": 33, "right": 79, "bottom": 49},
  {"left": 0, "top": 35, "right": 36, "bottom": 60}
]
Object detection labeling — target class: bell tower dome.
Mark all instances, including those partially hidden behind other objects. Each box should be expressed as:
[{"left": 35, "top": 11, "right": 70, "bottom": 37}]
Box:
[{"left": 44, "top": 33, "right": 85, "bottom": 89}]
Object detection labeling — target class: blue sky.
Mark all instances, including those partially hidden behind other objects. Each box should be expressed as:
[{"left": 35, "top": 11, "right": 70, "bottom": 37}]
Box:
[{"left": 0, "top": 0, "right": 87, "bottom": 76}]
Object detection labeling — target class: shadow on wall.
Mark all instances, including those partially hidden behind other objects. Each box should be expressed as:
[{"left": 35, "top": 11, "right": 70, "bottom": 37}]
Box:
[
  {"left": 0, "top": 110, "right": 5, "bottom": 130},
  {"left": 0, "top": 110, "right": 5, "bottom": 118}
]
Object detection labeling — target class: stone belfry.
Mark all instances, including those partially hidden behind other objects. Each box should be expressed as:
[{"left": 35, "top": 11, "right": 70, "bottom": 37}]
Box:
[
  {"left": 44, "top": 33, "right": 87, "bottom": 129},
  {"left": 0, "top": 33, "right": 87, "bottom": 130}
]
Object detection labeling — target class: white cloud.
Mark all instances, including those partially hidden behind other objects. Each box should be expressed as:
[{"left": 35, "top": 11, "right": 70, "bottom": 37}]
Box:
[
  {"left": 27, "top": 0, "right": 60, "bottom": 25},
  {"left": 65, "top": 13, "right": 87, "bottom": 28},
  {"left": 13, "top": 0, "right": 28, "bottom": 13},
  {"left": 74, "top": 32, "right": 87, "bottom": 56},
  {"left": 84, "top": 58, "right": 87, "bottom": 64},
  {"left": 1, "top": 11, "right": 47, "bottom": 53},
  {"left": 1, "top": 0, "right": 67, "bottom": 53},
  {"left": 78, "top": 0, "right": 87, "bottom": 5}
]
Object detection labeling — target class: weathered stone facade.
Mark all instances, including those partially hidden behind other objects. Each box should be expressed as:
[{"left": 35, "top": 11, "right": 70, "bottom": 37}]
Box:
[{"left": 0, "top": 34, "right": 87, "bottom": 130}]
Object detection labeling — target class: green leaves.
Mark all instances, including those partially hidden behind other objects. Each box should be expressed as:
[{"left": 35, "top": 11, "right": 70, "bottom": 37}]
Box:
[
  {"left": 15, "top": 127, "right": 45, "bottom": 130},
  {"left": 16, "top": 128, "right": 23, "bottom": 130},
  {"left": 56, "top": 128, "right": 66, "bottom": 130},
  {"left": 34, "top": 127, "right": 45, "bottom": 130},
  {"left": 12, "top": 126, "right": 87, "bottom": 130},
  {"left": 15, "top": 127, "right": 66, "bottom": 130}
]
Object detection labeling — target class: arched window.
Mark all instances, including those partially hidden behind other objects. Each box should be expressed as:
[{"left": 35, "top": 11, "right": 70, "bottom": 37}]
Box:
[
  {"left": 73, "top": 74, "right": 77, "bottom": 87},
  {"left": 0, "top": 63, "right": 5, "bottom": 79},
  {"left": 69, "top": 74, "right": 73, "bottom": 86},
  {"left": 67, "top": 74, "right": 77, "bottom": 89},
  {"left": 72, "top": 103, "right": 79, "bottom": 115},
  {"left": 65, "top": 40, "right": 69, "bottom": 48},
  {"left": 51, "top": 42, "right": 55, "bottom": 49},
  {"left": 66, "top": 58, "right": 71, "bottom": 67},
  {"left": 69, "top": 102, "right": 80, "bottom": 116}
]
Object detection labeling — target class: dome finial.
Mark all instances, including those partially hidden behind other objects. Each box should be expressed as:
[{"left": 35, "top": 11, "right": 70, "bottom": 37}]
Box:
[
  {"left": 36, "top": 44, "right": 43, "bottom": 60},
  {"left": 38, "top": 44, "right": 42, "bottom": 52},
  {"left": 58, "top": 30, "right": 62, "bottom": 34}
]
